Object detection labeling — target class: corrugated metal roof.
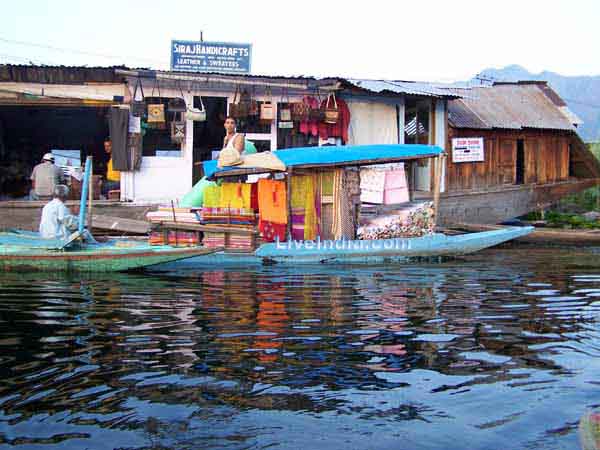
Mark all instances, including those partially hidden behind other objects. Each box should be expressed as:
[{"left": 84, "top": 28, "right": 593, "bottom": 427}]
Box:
[
  {"left": 447, "top": 83, "right": 578, "bottom": 131},
  {"left": 345, "top": 79, "right": 460, "bottom": 98}
]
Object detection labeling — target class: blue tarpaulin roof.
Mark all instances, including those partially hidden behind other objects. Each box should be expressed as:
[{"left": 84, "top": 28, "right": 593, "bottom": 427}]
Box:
[{"left": 203, "top": 144, "right": 442, "bottom": 178}]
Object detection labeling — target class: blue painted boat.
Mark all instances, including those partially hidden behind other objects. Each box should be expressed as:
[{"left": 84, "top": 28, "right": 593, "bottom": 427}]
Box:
[
  {"left": 153, "top": 144, "right": 535, "bottom": 269},
  {"left": 156, "top": 227, "right": 533, "bottom": 269},
  {"left": 0, "top": 158, "right": 218, "bottom": 272}
]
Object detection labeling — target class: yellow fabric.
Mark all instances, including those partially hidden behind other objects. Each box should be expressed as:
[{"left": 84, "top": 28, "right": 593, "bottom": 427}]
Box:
[
  {"left": 258, "top": 179, "right": 287, "bottom": 224},
  {"left": 106, "top": 158, "right": 120, "bottom": 182},
  {"left": 203, "top": 184, "right": 222, "bottom": 207},
  {"left": 220, "top": 183, "right": 251, "bottom": 209},
  {"left": 291, "top": 175, "right": 318, "bottom": 240}
]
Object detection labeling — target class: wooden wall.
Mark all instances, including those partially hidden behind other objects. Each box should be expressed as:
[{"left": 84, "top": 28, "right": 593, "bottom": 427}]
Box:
[{"left": 446, "top": 128, "right": 571, "bottom": 192}]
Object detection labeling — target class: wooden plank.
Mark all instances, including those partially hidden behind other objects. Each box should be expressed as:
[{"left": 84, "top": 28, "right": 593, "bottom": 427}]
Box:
[
  {"left": 91, "top": 215, "right": 151, "bottom": 234},
  {"left": 158, "top": 221, "right": 258, "bottom": 235},
  {"left": 524, "top": 139, "right": 538, "bottom": 184}
]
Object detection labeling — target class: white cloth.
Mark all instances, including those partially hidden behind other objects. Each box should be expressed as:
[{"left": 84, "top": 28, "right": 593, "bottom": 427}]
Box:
[
  {"left": 39, "top": 199, "right": 77, "bottom": 240},
  {"left": 347, "top": 100, "right": 398, "bottom": 145},
  {"left": 225, "top": 133, "right": 241, "bottom": 150}
]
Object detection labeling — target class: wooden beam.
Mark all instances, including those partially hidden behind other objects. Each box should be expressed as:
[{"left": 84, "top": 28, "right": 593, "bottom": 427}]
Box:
[
  {"left": 286, "top": 168, "right": 293, "bottom": 240},
  {"left": 91, "top": 215, "right": 151, "bottom": 234}
]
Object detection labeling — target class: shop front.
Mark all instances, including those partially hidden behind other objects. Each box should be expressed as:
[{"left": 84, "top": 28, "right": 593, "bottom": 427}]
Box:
[{"left": 117, "top": 71, "right": 454, "bottom": 204}]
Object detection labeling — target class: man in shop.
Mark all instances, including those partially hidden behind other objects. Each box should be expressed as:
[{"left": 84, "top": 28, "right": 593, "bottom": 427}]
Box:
[
  {"left": 102, "top": 139, "right": 120, "bottom": 198},
  {"left": 39, "top": 184, "right": 78, "bottom": 240},
  {"left": 30, "top": 153, "right": 63, "bottom": 201},
  {"left": 223, "top": 117, "right": 245, "bottom": 155}
]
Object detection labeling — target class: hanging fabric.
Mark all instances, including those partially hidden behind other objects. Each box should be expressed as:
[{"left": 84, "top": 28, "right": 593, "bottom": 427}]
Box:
[
  {"left": 291, "top": 174, "right": 319, "bottom": 241},
  {"left": 258, "top": 179, "right": 287, "bottom": 242},
  {"left": 318, "top": 97, "right": 351, "bottom": 143},
  {"left": 203, "top": 184, "right": 222, "bottom": 208},
  {"left": 109, "top": 107, "right": 130, "bottom": 171},
  {"left": 220, "top": 183, "right": 251, "bottom": 209},
  {"left": 299, "top": 95, "right": 320, "bottom": 136},
  {"left": 332, "top": 168, "right": 360, "bottom": 240}
]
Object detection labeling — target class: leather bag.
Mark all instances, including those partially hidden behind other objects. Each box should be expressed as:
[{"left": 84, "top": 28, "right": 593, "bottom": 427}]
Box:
[
  {"left": 260, "top": 87, "right": 275, "bottom": 122},
  {"left": 130, "top": 77, "right": 146, "bottom": 118},
  {"left": 147, "top": 79, "right": 165, "bottom": 123},
  {"left": 186, "top": 95, "right": 207, "bottom": 121},
  {"left": 324, "top": 93, "right": 339, "bottom": 124}
]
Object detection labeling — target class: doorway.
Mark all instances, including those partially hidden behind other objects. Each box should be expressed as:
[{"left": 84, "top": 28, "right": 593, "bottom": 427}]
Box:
[
  {"left": 192, "top": 96, "right": 227, "bottom": 184},
  {"left": 0, "top": 105, "right": 109, "bottom": 199},
  {"left": 516, "top": 139, "right": 525, "bottom": 185}
]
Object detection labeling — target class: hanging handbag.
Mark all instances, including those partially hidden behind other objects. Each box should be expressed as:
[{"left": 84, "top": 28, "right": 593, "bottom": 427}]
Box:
[
  {"left": 147, "top": 79, "right": 165, "bottom": 123},
  {"left": 171, "top": 118, "right": 186, "bottom": 144},
  {"left": 324, "top": 92, "right": 339, "bottom": 124},
  {"left": 248, "top": 86, "right": 259, "bottom": 117},
  {"left": 291, "top": 101, "right": 310, "bottom": 121},
  {"left": 309, "top": 89, "right": 324, "bottom": 121},
  {"left": 186, "top": 95, "right": 207, "bottom": 121},
  {"left": 260, "top": 87, "right": 275, "bottom": 122},
  {"left": 279, "top": 88, "right": 292, "bottom": 122},
  {"left": 130, "top": 77, "right": 146, "bottom": 118},
  {"left": 167, "top": 81, "right": 187, "bottom": 113},
  {"left": 229, "top": 85, "right": 248, "bottom": 119}
]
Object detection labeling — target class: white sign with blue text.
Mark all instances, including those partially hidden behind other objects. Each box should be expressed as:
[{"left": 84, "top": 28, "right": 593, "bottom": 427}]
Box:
[{"left": 171, "top": 40, "right": 252, "bottom": 74}]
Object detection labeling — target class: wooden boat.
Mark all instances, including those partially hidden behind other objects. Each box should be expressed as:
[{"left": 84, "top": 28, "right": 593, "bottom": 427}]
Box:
[
  {"left": 153, "top": 144, "right": 534, "bottom": 268},
  {"left": 155, "top": 227, "right": 533, "bottom": 269},
  {"left": 0, "top": 157, "right": 218, "bottom": 272},
  {"left": 0, "top": 231, "right": 219, "bottom": 272}
]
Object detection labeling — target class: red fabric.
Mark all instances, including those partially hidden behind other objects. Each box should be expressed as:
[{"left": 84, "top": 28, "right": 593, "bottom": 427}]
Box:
[
  {"left": 318, "top": 97, "right": 351, "bottom": 143},
  {"left": 250, "top": 183, "right": 258, "bottom": 210},
  {"left": 259, "top": 220, "right": 286, "bottom": 242},
  {"left": 299, "top": 96, "right": 320, "bottom": 137}
]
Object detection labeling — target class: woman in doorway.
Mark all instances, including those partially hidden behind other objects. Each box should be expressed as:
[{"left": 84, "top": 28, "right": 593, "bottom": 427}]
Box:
[{"left": 223, "top": 117, "right": 245, "bottom": 155}]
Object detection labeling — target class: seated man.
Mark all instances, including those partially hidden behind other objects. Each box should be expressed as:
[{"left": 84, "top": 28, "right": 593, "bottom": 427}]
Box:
[
  {"left": 39, "top": 185, "right": 78, "bottom": 240},
  {"left": 30, "top": 153, "right": 63, "bottom": 201},
  {"left": 102, "top": 139, "right": 120, "bottom": 198}
]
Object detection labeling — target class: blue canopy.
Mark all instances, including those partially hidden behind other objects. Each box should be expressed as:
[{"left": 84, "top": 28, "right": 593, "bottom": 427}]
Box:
[{"left": 203, "top": 144, "right": 443, "bottom": 179}]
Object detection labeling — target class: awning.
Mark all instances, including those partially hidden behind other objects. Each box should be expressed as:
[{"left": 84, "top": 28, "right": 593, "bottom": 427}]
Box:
[{"left": 203, "top": 144, "right": 443, "bottom": 179}]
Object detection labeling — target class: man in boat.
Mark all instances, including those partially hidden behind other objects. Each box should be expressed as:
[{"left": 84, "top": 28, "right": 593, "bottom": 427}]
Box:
[
  {"left": 30, "top": 153, "right": 63, "bottom": 201},
  {"left": 39, "top": 185, "right": 78, "bottom": 240},
  {"left": 102, "top": 139, "right": 120, "bottom": 198}
]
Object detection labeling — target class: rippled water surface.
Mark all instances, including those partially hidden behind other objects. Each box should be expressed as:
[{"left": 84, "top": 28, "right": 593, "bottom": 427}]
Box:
[{"left": 1, "top": 247, "right": 600, "bottom": 449}]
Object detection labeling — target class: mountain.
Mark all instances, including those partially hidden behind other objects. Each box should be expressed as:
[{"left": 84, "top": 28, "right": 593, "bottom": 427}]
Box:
[{"left": 475, "top": 65, "right": 600, "bottom": 142}]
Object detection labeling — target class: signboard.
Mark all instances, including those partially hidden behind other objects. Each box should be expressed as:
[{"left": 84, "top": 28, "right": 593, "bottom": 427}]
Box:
[
  {"left": 452, "top": 137, "right": 484, "bottom": 163},
  {"left": 171, "top": 40, "right": 252, "bottom": 74}
]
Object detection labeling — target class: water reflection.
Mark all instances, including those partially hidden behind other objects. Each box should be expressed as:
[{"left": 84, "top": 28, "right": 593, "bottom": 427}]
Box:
[{"left": 0, "top": 248, "right": 599, "bottom": 448}]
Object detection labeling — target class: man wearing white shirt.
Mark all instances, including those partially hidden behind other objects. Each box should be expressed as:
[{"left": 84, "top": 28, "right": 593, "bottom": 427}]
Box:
[{"left": 39, "top": 185, "right": 78, "bottom": 240}]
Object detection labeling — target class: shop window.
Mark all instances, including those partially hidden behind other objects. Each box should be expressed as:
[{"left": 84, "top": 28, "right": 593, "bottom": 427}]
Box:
[
  {"left": 142, "top": 98, "right": 182, "bottom": 157},
  {"left": 404, "top": 99, "right": 431, "bottom": 145},
  {"left": 276, "top": 102, "right": 319, "bottom": 149}
]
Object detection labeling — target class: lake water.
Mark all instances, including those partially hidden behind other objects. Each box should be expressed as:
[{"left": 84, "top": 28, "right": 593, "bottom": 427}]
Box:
[{"left": 0, "top": 247, "right": 600, "bottom": 449}]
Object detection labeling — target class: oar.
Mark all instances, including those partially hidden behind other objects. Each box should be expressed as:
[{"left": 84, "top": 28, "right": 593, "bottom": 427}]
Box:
[{"left": 58, "top": 156, "right": 92, "bottom": 250}]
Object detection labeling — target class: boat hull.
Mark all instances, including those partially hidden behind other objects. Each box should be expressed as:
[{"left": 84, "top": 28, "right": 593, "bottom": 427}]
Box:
[
  {"left": 0, "top": 244, "right": 217, "bottom": 273},
  {"left": 156, "top": 227, "right": 533, "bottom": 269}
]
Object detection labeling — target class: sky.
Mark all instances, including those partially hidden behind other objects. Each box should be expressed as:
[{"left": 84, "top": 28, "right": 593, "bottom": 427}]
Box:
[{"left": 1, "top": 0, "right": 599, "bottom": 82}]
